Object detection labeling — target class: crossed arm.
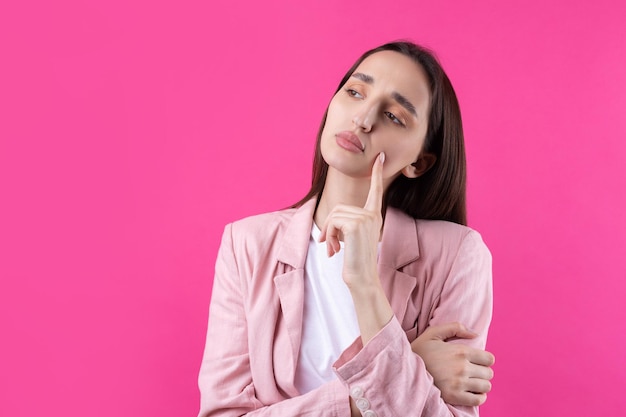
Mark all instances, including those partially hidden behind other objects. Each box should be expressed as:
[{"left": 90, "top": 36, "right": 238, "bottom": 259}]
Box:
[{"left": 319, "top": 152, "right": 493, "bottom": 416}]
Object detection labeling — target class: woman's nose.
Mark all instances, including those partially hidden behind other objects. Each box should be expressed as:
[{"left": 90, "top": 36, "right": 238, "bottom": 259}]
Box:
[{"left": 352, "top": 104, "right": 376, "bottom": 133}]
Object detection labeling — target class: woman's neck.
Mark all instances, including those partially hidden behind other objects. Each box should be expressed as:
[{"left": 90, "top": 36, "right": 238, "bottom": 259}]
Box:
[{"left": 313, "top": 168, "right": 374, "bottom": 229}]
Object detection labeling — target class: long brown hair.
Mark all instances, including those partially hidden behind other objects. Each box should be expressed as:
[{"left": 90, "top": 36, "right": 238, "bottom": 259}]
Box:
[{"left": 293, "top": 41, "right": 468, "bottom": 225}]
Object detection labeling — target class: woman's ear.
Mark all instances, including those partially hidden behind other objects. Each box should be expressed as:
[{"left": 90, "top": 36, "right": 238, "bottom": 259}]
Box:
[{"left": 402, "top": 153, "right": 437, "bottom": 178}]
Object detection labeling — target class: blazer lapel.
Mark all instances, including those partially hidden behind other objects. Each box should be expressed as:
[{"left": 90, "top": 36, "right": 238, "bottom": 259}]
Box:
[
  {"left": 270, "top": 202, "right": 420, "bottom": 392},
  {"left": 272, "top": 199, "right": 316, "bottom": 394},
  {"left": 378, "top": 207, "right": 420, "bottom": 330}
]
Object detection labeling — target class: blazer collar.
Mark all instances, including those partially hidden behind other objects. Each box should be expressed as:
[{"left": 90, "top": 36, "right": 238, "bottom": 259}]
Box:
[
  {"left": 277, "top": 198, "right": 420, "bottom": 270},
  {"left": 379, "top": 206, "right": 420, "bottom": 269},
  {"left": 276, "top": 198, "right": 317, "bottom": 269}
]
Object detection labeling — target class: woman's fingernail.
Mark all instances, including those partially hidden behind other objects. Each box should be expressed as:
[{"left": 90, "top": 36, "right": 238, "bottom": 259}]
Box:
[{"left": 379, "top": 152, "right": 385, "bottom": 164}]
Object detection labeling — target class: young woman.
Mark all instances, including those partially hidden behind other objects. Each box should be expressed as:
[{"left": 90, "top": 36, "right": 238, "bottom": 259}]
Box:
[{"left": 198, "top": 41, "right": 495, "bottom": 417}]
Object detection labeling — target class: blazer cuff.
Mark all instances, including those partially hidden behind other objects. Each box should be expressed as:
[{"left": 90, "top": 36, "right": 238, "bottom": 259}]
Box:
[{"left": 332, "top": 317, "right": 406, "bottom": 381}]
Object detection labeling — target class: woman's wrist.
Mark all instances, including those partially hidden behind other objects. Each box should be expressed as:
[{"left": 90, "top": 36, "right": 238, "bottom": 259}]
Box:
[
  {"left": 349, "top": 283, "right": 394, "bottom": 344},
  {"left": 349, "top": 397, "right": 363, "bottom": 417}
]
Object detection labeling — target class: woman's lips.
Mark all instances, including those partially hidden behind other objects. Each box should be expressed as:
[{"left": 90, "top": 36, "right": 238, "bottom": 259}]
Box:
[{"left": 335, "top": 131, "right": 364, "bottom": 153}]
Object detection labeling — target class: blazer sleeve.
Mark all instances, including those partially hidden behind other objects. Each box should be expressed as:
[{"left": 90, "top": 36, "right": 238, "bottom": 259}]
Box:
[
  {"left": 198, "top": 224, "right": 352, "bottom": 417},
  {"left": 332, "top": 229, "right": 493, "bottom": 417}
]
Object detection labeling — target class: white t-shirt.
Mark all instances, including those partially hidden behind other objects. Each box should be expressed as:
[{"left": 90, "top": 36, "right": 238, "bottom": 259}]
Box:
[{"left": 293, "top": 224, "right": 361, "bottom": 394}]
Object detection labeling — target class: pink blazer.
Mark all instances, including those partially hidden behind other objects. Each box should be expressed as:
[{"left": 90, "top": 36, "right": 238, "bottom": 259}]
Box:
[{"left": 198, "top": 198, "right": 492, "bottom": 417}]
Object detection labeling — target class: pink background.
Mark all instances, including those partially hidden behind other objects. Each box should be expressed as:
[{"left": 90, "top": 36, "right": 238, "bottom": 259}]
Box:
[{"left": 1, "top": 0, "right": 625, "bottom": 416}]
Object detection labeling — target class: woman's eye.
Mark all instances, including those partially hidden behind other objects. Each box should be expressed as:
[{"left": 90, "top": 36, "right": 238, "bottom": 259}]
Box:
[
  {"left": 385, "top": 111, "right": 405, "bottom": 127},
  {"left": 345, "top": 88, "right": 363, "bottom": 99}
]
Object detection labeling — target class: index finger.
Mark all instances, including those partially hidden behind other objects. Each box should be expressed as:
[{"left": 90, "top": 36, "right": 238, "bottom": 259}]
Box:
[
  {"left": 364, "top": 152, "right": 385, "bottom": 212},
  {"left": 424, "top": 322, "right": 478, "bottom": 341}
]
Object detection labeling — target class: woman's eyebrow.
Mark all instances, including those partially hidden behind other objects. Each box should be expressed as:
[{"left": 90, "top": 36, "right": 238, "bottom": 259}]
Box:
[
  {"left": 351, "top": 72, "right": 374, "bottom": 84},
  {"left": 392, "top": 92, "right": 417, "bottom": 117},
  {"left": 350, "top": 72, "right": 417, "bottom": 117}
]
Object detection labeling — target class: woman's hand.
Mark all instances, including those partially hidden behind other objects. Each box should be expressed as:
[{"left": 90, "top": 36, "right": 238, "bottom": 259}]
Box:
[
  {"left": 319, "top": 152, "right": 393, "bottom": 344},
  {"left": 411, "top": 323, "right": 495, "bottom": 406},
  {"left": 319, "top": 152, "right": 385, "bottom": 288}
]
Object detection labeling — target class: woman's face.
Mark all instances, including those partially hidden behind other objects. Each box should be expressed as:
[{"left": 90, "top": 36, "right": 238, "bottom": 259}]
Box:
[{"left": 321, "top": 50, "right": 433, "bottom": 183}]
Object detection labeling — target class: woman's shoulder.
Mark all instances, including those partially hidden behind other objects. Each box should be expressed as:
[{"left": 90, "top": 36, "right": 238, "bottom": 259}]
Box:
[
  {"left": 388, "top": 207, "right": 485, "bottom": 244},
  {"left": 415, "top": 218, "right": 481, "bottom": 238},
  {"left": 415, "top": 218, "right": 490, "bottom": 257},
  {"left": 227, "top": 207, "right": 299, "bottom": 238},
  {"left": 384, "top": 207, "right": 490, "bottom": 267},
  {"left": 227, "top": 199, "right": 316, "bottom": 238},
  {"left": 221, "top": 203, "right": 314, "bottom": 264}
]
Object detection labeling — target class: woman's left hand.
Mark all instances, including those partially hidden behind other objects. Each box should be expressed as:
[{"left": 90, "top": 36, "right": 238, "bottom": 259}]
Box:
[{"left": 411, "top": 323, "right": 495, "bottom": 406}]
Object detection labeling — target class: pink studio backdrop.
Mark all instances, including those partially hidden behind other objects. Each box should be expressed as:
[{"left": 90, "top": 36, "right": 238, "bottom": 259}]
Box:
[{"left": 1, "top": 1, "right": 625, "bottom": 416}]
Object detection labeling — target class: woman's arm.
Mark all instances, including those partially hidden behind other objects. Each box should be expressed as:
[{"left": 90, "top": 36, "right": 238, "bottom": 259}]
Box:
[
  {"left": 321, "top": 153, "right": 493, "bottom": 416},
  {"left": 332, "top": 231, "right": 493, "bottom": 417}
]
